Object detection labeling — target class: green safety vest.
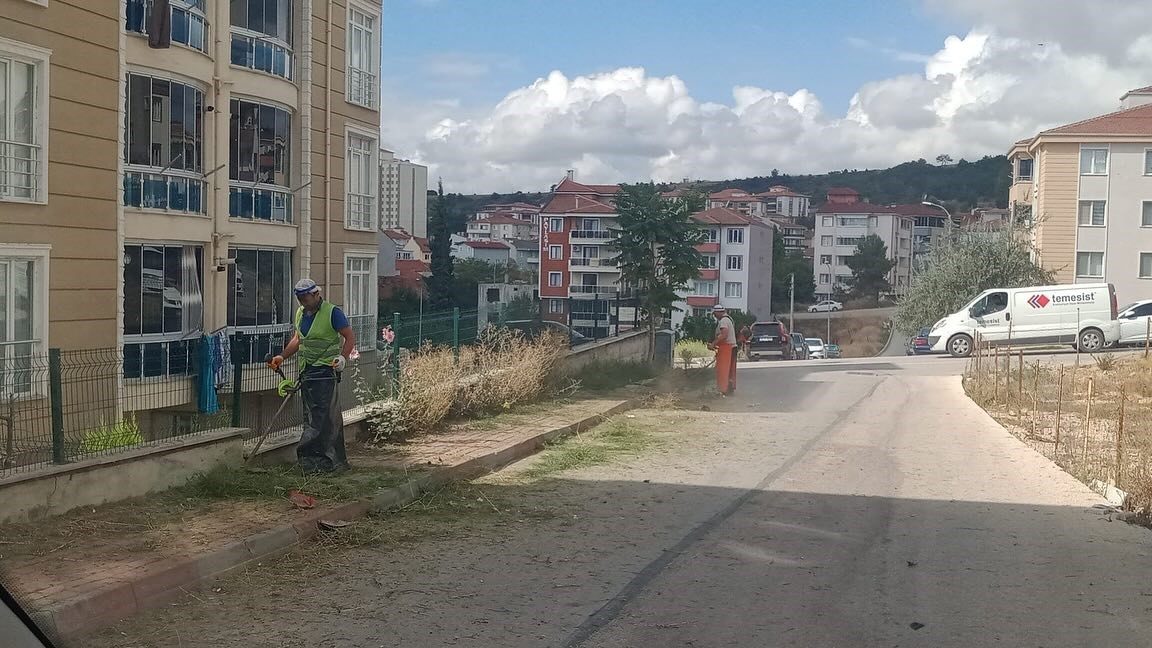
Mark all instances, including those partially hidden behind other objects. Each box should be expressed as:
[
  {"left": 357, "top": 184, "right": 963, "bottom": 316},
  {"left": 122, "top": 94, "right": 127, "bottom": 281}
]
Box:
[{"left": 294, "top": 300, "right": 342, "bottom": 367}]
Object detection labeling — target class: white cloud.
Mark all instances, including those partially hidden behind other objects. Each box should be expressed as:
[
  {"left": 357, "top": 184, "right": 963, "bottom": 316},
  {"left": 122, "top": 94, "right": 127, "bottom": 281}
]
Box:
[{"left": 383, "top": 3, "right": 1152, "bottom": 193}]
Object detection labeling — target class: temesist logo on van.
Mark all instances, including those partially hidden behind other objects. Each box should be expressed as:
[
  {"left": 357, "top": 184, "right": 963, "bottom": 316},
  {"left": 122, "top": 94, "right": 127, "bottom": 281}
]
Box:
[
  {"left": 1026, "top": 294, "right": 1050, "bottom": 308},
  {"left": 1026, "top": 292, "right": 1096, "bottom": 308}
]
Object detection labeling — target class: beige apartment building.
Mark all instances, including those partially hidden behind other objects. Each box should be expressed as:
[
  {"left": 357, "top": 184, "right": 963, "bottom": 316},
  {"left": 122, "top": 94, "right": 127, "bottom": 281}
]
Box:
[
  {"left": 1008, "top": 86, "right": 1152, "bottom": 304},
  {"left": 1, "top": 0, "right": 382, "bottom": 426}
]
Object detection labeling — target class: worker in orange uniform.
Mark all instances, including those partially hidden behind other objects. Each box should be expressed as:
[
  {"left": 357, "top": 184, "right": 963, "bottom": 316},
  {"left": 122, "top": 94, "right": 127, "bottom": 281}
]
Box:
[{"left": 706, "top": 304, "right": 738, "bottom": 395}]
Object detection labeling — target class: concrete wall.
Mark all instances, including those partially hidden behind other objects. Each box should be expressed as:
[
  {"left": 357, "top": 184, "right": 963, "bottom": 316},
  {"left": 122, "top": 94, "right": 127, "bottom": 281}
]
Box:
[
  {"left": 0, "top": 428, "right": 245, "bottom": 524},
  {"left": 561, "top": 329, "right": 650, "bottom": 373}
]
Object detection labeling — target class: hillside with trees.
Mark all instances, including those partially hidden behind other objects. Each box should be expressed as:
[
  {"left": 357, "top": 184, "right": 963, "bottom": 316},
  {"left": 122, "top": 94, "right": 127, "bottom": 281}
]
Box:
[{"left": 453, "top": 156, "right": 1011, "bottom": 213}]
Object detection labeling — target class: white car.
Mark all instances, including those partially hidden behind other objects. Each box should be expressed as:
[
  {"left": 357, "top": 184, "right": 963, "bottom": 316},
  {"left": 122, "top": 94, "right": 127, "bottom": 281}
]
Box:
[
  {"left": 807, "top": 300, "right": 843, "bottom": 313},
  {"left": 1116, "top": 299, "right": 1152, "bottom": 346},
  {"left": 805, "top": 337, "right": 826, "bottom": 359}
]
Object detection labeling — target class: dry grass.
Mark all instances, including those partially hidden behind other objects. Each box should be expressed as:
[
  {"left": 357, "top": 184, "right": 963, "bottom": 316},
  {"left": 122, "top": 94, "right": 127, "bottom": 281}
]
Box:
[
  {"left": 823, "top": 316, "right": 890, "bottom": 358},
  {"left": 964, "top": 350, "right": 1152, "bottom": 513}
]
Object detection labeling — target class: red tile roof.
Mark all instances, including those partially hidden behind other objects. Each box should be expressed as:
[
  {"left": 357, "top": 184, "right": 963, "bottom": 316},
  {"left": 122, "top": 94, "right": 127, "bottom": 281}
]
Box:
[
  {"left": 471, "top": 214, "right": 527, "bottom": 225},
  {"left": 692, "top": 207, "right": 758, "bottom": 226},
  {"left": 815, "top": 202, "right": 924, "bottom": 216},
  {"left": 586, "top": 184, "right": 621, "bottom": 194},
  {"left": 758, "top": 185, "right": 807, "bottom": 198},
  {"left": 826, "top": 187, "right": 860, "bottom": 196},
  {"left": 382, "top": 228, "right": 412, "bottom": 241},
  {"left": 484, "top": 202, "right": 541, "bottom": 211},
  {"left": 463, "top": 240, "right": 512, "bottom": 250},
  {"left": 413, "top": 236, "right": 430, "bottom": 253},
  {"left": 709, "top": 188, "right": 755, "bottom": 200},
  {"left": 396, "top": 259, "right": 430, "bottom": 276},
  {"left": 686, "top": 296, "right": 719, "bottom": 307},
  {"left": 1041, "top": 102, "right": 1152, "bottom": 136},
  {"left": 541, "top": 194, "right": 617, "bottom": 214}
]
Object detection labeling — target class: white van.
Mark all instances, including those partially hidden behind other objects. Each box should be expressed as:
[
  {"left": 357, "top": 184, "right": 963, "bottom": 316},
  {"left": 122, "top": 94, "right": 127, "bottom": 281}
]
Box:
[{"left": 928, "top": 283, "right": 1120, "bottom": 357}]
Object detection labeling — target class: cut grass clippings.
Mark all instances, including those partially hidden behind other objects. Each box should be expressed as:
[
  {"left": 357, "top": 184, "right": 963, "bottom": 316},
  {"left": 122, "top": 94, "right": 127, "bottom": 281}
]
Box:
[
  {"left": 517, "top": 416, "right": 658, "bottom": 481},
  {"left": 567, "top": 360, "right": 658, "bottom": 393}
]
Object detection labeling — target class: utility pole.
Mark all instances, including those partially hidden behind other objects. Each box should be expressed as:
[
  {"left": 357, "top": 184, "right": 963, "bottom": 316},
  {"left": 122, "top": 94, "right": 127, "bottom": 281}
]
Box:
[{"left": 788, "top": 273, "right": 795, "bottom": 332}]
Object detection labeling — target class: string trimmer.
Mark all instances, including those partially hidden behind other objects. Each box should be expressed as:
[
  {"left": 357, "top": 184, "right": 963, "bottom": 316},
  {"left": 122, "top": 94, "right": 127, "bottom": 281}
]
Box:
[{"left": 245, "top": 355, "right": 302, "bottom": 464}]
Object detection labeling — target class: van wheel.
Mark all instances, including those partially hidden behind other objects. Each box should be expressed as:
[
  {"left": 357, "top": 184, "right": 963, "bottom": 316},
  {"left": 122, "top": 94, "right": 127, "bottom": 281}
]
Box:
[
  {"left": 1078, "top": 328, "right": 1105, "bottom": 353},
  {"left": 947, "top": 333, "right": 973, "bottom": 358}
]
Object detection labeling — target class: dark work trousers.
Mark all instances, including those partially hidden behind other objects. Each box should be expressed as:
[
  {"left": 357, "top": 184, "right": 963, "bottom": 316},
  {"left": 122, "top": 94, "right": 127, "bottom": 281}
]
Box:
[{"left": 297, "top": 365, "right": 349, "bottom": 472}]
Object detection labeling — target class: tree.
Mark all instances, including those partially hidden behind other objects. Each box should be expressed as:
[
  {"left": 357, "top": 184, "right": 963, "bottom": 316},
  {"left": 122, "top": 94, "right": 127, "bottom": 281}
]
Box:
[
  {"left": 894, "top": 223, "right": 1053, "bottom": 332},
  {"left": 612, "top": 183, "right": 707, "bottom": 358},
  {"left": 452, "top": 258, "right": 505, "bottom": 309},
  {"left": 425, "top": 180, "right": 456, "bottom": 310},
  {"left": 502, "top": 293, "right": 539, "bottom": 321},
  {"left": 678, "top": 309, "right": 756, "bottom": 342},
  {"left": 770, "top": 168, "right": 780, "bottom": 178},
  {"left": 770, "top": 235, "right": 815, "bottom": 312},
  {"left": 935, "top": 154, "right": 954, "bottom": 165},
  {"left": 845, "top": 234, "right": 895, "bottom": 302}
]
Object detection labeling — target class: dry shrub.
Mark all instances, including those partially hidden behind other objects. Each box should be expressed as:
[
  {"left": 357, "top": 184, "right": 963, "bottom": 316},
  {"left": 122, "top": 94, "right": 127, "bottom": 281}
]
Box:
[
  {"left": 453, "top": 328, "right": 566, "bottom": 416},
  {"left": 366, "top": 344, "right": 461, "bottom": 441}
]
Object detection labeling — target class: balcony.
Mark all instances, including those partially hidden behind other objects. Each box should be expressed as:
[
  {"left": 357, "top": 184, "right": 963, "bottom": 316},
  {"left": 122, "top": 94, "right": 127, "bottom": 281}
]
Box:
[
  {"left": 569, "top": 285, "right": 619, "bottom": 298},
  {"left": 569, "top": 257, "right": 619, "bottom": 271},
  {"left": 230, "top": 31, "right": 293, "bottom": 80},
  {"left": 569, "top": 229, "right": 614, "bottom": 243}
]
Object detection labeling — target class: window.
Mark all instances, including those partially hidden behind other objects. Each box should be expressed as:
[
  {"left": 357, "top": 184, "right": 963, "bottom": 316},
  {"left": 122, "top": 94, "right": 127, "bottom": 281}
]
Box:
[
  {"left": 548, "top": 299, "right": 564, "bottom": 314},
  {"left": 345, "top": 255, "right": 375, "bottom": 350},
  {"left": 1017, "top": 157, "right": 1033, "bottom": 181},
  {"left": 346, "top": 5, "right": 378, "bottom": 108},
  {"left": 820, "top": 236, "right": 833, "bottom": 246},
  {"left": 726, "top": 228, "right": 744, "bottom": 244},
  {"left": 345, "top": 130, "right": 377, "bottom": 230},
  {"left": 723, "top": 281, "right": 742, "bottom": 298},
  {"left": 126, "top": 0, "right": 208, "bottom": 53},
  {"left": 230, "top": 0, "right": 292, "bottom": 79},
  {"left": 1077, "top": 200, "right": 1106, "bottom": 226},
  {"left": 0, "top": 39, "right": 49, "bottom": 202},
  {"left": 695, "top": 281, "right": 716, "bottom": 296},
  {"left": 548, "top": 272, "right": 563, "bottom": 287},
  {"left": 124, "top": 74, "right": 206, "bottom": 214},
  {"left": 549, "top": 245, "right": 562, "bottom": 260},
  {"left": 0, "top": 249, "right": 46, "bottom": 395},
  {"left": 836, "top": 237, "right": 864, "bottom": 246},
  {"left": 819, "top": 255, "right": 832, "bottom": 264},
  {"left": 1146, "top": 150, "right": 1152, "bottom": 176},
  {"left": 1143, "top": 201, "right": 1152, "bottom": 227},
  {"left": 122, "top": 244, "right": 204, "bottom": 379},
  {"left": 227, "top": 247, "right": 291, "bottom": 327},
  {"left": 1141, "top": 253, "right": 1152, "bottom": 279},
  {"left": 1080, "top": 148, "right": 1108, "bottom": 175},
  {"left": 701, "top": 254, "right": 717, "bottom": 269},
  {"left": 229, "top": 98, "right": 292, "bottom": 222},
  {"left": 818, "top": 273, "right": 831, "bottom": 284},
  {"left": 836, "top": 255, "right": 852, "bottom": 265},
  {"left": 725, "top": 255, "right": 743, "bottom": 271},
  {"left": 970, "top": 291, "right": 1008, "bottom": 317},
  {"left": 821, "top": 216, "right": 833, "bottom": 227},
  {"left": 704, "top": 229, "right": 718, "bottom": 243},
  {"left": 1075, "top": 251, "right": 1104, "bottom": 278},
  {"left": 549, "top": 218, "right": 563, "bottom": 233},
  {"left": 838, "top": 217, "right": 868, "bottom": 227}
]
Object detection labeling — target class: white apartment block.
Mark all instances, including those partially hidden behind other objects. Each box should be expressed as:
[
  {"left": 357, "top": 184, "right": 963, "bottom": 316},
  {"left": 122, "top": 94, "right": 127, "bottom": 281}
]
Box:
[
  {"left": 380, "top": 148, "right": 429, "bottom": 238},
  {"left": 465, "top": 214, "right": 536, "bottom": 241},
  {"left": 672, "top": 207, "right": 774, "bottom": 329},
  {"left": 813, "top": 205, "right": 914, "bottom": 301}
]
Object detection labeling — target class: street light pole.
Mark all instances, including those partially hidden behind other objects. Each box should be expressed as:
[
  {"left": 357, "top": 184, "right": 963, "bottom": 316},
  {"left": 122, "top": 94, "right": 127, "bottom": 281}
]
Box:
[
  {"left": 823, "top": 262, "right": 833, "bottom": 343},
  {"left": 788, "top": 273, "right": 795, "bottom": 332}
]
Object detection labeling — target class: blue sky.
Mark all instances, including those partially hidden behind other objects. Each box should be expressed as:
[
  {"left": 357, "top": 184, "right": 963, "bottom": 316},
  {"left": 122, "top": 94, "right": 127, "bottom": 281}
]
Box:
[{"left": 383, "top": 0, "right": 960, "bottom": 112}]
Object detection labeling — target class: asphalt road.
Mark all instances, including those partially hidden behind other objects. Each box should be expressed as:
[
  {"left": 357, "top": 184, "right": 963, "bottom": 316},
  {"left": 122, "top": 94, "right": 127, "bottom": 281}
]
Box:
[{"left": 88, "top": 355, "right": 1152, "bottom": 647}]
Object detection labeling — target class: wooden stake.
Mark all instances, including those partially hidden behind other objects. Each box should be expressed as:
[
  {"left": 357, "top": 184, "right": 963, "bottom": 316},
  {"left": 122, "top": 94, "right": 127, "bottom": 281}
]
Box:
[
  {"left": 1145, "top": 318, "right": 1150, "bottom": 360},
  {"left": 1017, "top": 349, "right": 1024, "bottom": 421},
  {"left": 1054, "top": 365, "right": 1064, "bottom": 455},
  {"left": 1083, "top": 377, "right": 1094, "bottom": 463},
  {"left": 993, "top": 346, "right": 1000, "bottom": 403},
  {"left": 1115, "top": 386, "right": 1126, "bottom": 485}
]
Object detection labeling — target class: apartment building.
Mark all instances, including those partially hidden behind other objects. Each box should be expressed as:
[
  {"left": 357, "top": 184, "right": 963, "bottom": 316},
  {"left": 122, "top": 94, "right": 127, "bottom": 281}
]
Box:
[
  {"left": 537, "top": 175, "right": 623, "bottom": 338},
  {"left": 1, "top": 0, "right": 383, "bottom": 417},
  {"left": 707, "top": 188, "right": 766, "bottom": 218},
  {"left": 758, "top": 185, "right": 810, "bottom": 221},
  {"left": 813, "top": 194, "right": 915, "bottom": 301},
  {"left": 464, "top": 214, "right": 536, "bottom": 241},
  {"left": 379, "top": 148, "right": 428, "bottom": 237},
  {"left": 1007, "top": 86, "right": 1152, "bottom": 304},
  {"left": 672, "top": 208, "right": 774, "bottom": 329},
  {"left": 475, "top": 201, "right": 541, "bottom": 226},
  {"left": 768, "top": 218, "right": 813, "bottom": 260}
]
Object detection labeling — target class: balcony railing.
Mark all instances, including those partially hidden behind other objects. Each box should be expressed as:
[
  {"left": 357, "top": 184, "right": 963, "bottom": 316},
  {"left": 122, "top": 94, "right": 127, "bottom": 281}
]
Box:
[
  {"left": 347, "top": 67, "right": 377, "bottom": 108},
  {"left": 230, "top": 31, "right": 292, "bottom": 80},
  {"left": 570, "top": 285, "right": 619, "bottom": 296},
  {"left": 346, "top": 193, "right": 375, "bottom": 230},
  {"left": 229, "top": 184, "right": 293, "bottom": 223},
  {"left": 0, "top": 139, "right": 39, "bottom": 201},
  {"left": 570, "top": 257, "right": 618, "bottom": 268},
  {"left": 569, "top": 230, "right": 614, "bottom": 241},
  {"left": 123, "top": 170, "right": 207, "bottom": 214},
  {"left": 126, "top": 0, "right": 208, "bottom": 53}
]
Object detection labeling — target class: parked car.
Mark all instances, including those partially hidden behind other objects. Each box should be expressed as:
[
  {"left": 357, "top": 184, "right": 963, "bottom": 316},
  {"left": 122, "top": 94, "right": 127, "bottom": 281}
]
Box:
[
  {"left": 906, "top": 326, "right": 935, "bottom": 355},
  {"left": 1114, "top": 299, "right": 1152, "bottom": 346},
  {"left": 805, "top": 337, "right": 826, "bottom": 359},
  {"left": 928, "top": 283, "right": 1119, "bottom": 357},
  {"left": 789, "top": 331, "right": 809, "bottom": 360},
  {"left": 747, "top": 321, "right": 792, "bottom": 360},
  {"left": 807, "top": 300, "right": 843, "bottom": 313},
  {"left": 825, "top": 343, "right": 842, "bottom": 359}
]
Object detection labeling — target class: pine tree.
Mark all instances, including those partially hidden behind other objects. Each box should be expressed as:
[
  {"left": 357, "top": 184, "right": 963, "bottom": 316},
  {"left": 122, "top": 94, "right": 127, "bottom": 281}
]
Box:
[{"left": 426, "top": 180, "right": 455, "bottom": 310}]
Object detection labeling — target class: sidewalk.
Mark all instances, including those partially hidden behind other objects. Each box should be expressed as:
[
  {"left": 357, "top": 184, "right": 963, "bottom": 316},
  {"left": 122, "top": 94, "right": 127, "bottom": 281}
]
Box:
[{"left": 0, "top": 396, "right": 637, "bottom": 640}]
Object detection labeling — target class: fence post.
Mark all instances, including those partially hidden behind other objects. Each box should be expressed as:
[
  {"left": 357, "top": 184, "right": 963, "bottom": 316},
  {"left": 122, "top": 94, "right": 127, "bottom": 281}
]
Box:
[
  {"left": 1017, "top": 349, "right": 1024, "bottom": 422},
  {"left": 1083, "top": 377, "right": 1094, "bottom": 463},
  {"left": 230, "top": 332, "right": 244, "bottom": 428},
  {"left": 391, "top": 312, "right": 401, "bottom": 391},
  {"left": 993, "top": 346, "right": 1000, "bottom": 404},
  {"left": 1116, "top": 386, "right": 1126, "bottom": 485},
  {"left": 1054, "top": 365, "right": 1064, "bottom": 455},
  {"left": 452, "top": 307, "right": 461, "bottom": 365},
  {"left": 1145, "top": 318, "right": 1150, "bottom": 359},
  {"left": 48, "top": 348, "right": 66, "bottom": 464}
]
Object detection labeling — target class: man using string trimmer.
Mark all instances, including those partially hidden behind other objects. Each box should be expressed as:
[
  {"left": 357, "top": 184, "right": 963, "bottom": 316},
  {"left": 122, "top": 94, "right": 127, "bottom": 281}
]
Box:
[{"left": 267, "top": 279, "right": 356, "bottom": 473}]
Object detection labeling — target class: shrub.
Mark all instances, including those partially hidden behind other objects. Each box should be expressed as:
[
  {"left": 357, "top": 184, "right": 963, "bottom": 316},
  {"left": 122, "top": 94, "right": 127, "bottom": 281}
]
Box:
[
  {"left": 676, "top": 339, "right": 709, "bottom": 367},
  {"left": 82, "top": 415, "right": 142, "bottom": 452}
]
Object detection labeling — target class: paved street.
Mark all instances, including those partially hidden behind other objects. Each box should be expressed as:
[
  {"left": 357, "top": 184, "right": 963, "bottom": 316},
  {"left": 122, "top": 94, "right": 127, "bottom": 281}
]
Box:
[{"left": 87, "top": 356, "right": 1152, "bottom": 647}]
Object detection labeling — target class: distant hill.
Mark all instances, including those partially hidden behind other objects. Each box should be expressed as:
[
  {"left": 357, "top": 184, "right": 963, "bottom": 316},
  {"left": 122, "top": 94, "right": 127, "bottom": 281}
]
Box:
[{"left": 452, "top": 156, "right": 1011, "bottom": 214}]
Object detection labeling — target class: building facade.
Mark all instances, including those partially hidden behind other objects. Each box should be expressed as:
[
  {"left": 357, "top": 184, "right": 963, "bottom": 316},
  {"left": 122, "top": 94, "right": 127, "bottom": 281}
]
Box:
[
  {"left": 813, "top": 197, "right": 915, "bottom": 301},
  {"left": 672, "top": 208, "right": 774, "bottom": 329},
  {"left": 758, "top": 185, "right": 810, "bottom": 221},
  {"left": 464, "top": 214, "right": 536, "bottom": 241},
  {"left": 379, "top": 148, "right": 428, "bottom": 238},
  {"left": 1, "top": 0, "right": 383, "bottom": 428},
  {"left": 1007, "top": 87, "right": 1152, "bottom": 304}
]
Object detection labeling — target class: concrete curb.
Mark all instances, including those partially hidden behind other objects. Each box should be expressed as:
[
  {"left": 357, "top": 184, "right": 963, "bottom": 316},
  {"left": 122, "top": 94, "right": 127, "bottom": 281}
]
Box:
[{"left": 35, "top": 398, "right": 641, "bottom": 641}]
